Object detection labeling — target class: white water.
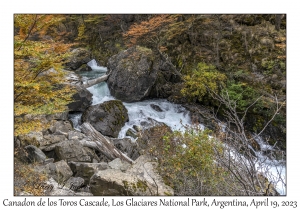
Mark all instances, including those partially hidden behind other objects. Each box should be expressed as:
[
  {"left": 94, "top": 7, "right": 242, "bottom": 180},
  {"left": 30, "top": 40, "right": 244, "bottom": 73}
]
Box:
[
  {"left": 87, "top": 79, "right": 192, "bottom": 139},
  {"left": 72, "top": 65, "right": 286, "bottom": 195},
  {"left": 87, "top": 59, "right": 108, "bottom": 72}
]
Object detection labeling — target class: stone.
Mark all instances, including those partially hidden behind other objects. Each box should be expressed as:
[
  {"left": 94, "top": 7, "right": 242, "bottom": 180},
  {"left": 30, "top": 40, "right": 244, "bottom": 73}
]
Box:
[
  {"left": 110, "top": 138, "right": 140, "bottom": 160},
  {"left": 89, "top": 155, "right": 174, "bottom": 196},
  {"left": 107, "top": 46, "right": 159, "bottom": 102},
  {"left": 108, "top": 158, "right": 131, "bottom": 172},
  {"left": 68, "top": 130, "right": 86, "bottom": 141},
  {"left": 64, "top": 177, "right": 85, "bottom": 191},
  {"left": 45, "top": 178, "right": 75, "bottom": 196},
  {"left": 150, "top": 104, "right": 163, "bottom": 112},
  {"left": 54, "top": 160, "right": 73, "bottom": 184},
  {"left": 64, "top": 48, "right": 92, "bottom": 71},
  {"left": 54, "top": 140, "right": 91, "bottom": 162},
  {"left": 40, "top": 134, "right": 67, "bottom": 151},
  {"left": 68, "top": 85, "right": 93, "bottom": 112},
  {"left": 69, "top": 162, "right": 109, "bottom": 185},
  {"left": 82, "top": 100, "right": 128, "bottom": 138},
  {"left": 24, "top": 145, "right": 47, "bottom": 163},
  {"left": 48, "top": 120, "right": 73, "bottom": 136}
]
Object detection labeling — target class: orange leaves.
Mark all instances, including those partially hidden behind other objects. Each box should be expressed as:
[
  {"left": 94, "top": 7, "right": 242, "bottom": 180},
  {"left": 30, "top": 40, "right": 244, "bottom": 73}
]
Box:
[{"left": 123, "top": 14, "right": 179, "bottom": 47}]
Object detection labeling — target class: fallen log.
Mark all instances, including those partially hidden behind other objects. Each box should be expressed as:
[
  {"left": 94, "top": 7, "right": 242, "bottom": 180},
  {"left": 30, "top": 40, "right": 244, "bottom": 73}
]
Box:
[
  {"left": 81, "top": 122, "right": 133, "bottom": 164},
  {"left": 82, "top": 74, "right": 109, "bottom": 88}
]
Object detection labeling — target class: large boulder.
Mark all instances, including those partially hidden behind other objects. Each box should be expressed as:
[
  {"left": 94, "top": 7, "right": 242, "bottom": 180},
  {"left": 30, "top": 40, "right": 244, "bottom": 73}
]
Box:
[
  {"left": 89, "top": 155, "right": 174, "bottom": 196},
  {"left": 107, "top": 45, "right": 182, "bottom": 102},
  {"left": 107, "top": 46, "right": 159, "bottom": 102},
  {"left": 82, "top": 100, "right": 128, "bottom": 138},
  {"left": 64, "top": 48, "right": 92, "bottom": 71}
]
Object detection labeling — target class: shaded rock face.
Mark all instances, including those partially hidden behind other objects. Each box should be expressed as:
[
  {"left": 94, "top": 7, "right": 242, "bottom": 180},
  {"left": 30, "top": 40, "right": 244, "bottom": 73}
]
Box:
[
  {"left": 82, "top": 100, "right": 129, "bottom": 138},
  {"left": 65, "top": 48, "right": 92, "bottom": 71},
  {"left": 107, "top": 46, "right": 159, "bottom": 102},
  {"left": 68, "top": 85, "right": 93, "bottom": 112}
]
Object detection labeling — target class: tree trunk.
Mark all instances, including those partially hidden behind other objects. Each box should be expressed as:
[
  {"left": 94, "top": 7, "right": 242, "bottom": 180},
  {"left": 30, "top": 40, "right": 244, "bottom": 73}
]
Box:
[
  {"left": 82, "top": 74, "right": 109, "bottom": 88},
  {"left": 81, "top": 122, "right": 133, "bottom": 164}
]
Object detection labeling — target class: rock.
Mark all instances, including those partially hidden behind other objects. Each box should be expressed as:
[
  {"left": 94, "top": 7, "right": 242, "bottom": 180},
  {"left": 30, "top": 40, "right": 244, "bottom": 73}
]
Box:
[
  {"left": 125, "top": 128, "right": 138, "bottom": 139},
  {"left": 107, "top": 46, "right": 159, "bottom": 102},
  {"left": 40, "top": 134, "right": 67, "bottom": 151},
  {"left": 45, "top": 177, "right": 75, "bottom": 196},
  {"left": 69, "top": 162, "right": 109, "bottom": 185},
  {"left": 75, "top": 192, "right": 93, "bottom": 196},
  {"left": 18, "top": 131, "right": 43, "bottom": 147},
  {"left": 108, "top": 158, "right": 131, "bottom": 172},
  {"left": 64, "top": 177, "right": 85, "bottom": 191},
  {"left": 65, "top": 48, "right": 92, "bottom": 71},
  {"left": 90, "top": 169, "right": 142, "bottom": 196},
  {"left": 68, "top": 85, "right": 93, "bottom": 112},
  {"left": 46, "top": 111, "right": 69, "bottom": 121},
  {"left": 48, "top": 120, "right": 73, "bottom": 136},
  {"left": 150, "top": 104, "right": 163, "bottom": 112},
  {"left": 24, "top": 145, "right": 47, "bottom": 163},
  {"left": 127, "top": 155, "right": 174, "bottom": 196},
  {"left": 82, "top": 100, "right": 128, "bottom": 138},
  {"left": 110, "top": 138, "right": 140, "bottom": 160},
  {"left": 68, "top": 130, "right": 86, "bottom": 141},
  {"left": 54, "top": 160, "right": 73, "bottom": 184},
  {"left": 18, "top": 191, "right": 34, "bottom": 196},
  {"left": 89, "top": 155, "right": 174, "bottom": 196},
  {"left": 55, "top": 140, "right": 91, "bottom": 162}
]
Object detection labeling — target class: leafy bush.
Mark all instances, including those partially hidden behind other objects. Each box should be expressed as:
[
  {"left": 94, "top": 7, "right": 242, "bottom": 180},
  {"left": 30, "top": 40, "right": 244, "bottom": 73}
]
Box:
[
  {"left": 148, "top": 127, "right": 229, "bottom": 195},
  {"left": 181, "top": 62, "right": 226, "bottom": 102}
]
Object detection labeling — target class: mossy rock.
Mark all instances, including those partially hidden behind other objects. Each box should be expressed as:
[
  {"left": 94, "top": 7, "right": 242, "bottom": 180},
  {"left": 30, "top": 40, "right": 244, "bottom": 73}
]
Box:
[{"left": 82, "top": 100, "right": 129, "bottom": 138}]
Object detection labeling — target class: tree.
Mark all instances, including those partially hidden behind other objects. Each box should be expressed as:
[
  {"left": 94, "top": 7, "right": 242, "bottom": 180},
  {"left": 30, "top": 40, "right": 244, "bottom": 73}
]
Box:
[{"left": 14, "top": 14, "right": 75, "bottom": 136}]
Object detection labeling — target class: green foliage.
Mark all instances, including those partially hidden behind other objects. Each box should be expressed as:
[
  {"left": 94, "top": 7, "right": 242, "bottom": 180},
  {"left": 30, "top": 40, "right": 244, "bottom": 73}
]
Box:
[
  {"left": 181, "top": 62, "right": 227, "bottom": 102},
  {"left": 221, "top": 81, "right": 259, "bottom": 112},
  {"left": 150, "top": 127, "right": 228, "bottom": 195}
]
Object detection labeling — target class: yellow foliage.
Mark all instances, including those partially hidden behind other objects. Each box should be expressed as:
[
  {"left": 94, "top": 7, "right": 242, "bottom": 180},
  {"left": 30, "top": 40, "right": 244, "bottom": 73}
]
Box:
[{"left": 14, "top": 15, "right": 75, "bottom": 136}]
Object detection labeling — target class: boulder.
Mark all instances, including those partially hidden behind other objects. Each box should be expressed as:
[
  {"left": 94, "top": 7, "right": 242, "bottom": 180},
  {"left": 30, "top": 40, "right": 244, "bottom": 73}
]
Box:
[
  {"left": 47, "top": 120, "right": 73, "bottom": 136},
  {"left": 82, "top": 100, "right": 128, "bottom": 138},
  {"left": 45, "top": 177, "right": 75, "bottom": 196},
  {"left": 24, "top": 145, "right": 47, "bottom": 163},
  {"left": 150, "top": 104, "right": 163, "bottom": 112},
  {"left": 64, "top": 48, "right": 92, "bottom": 71},
  {"left": 107, "top": 46, "right": 159, "bottom": 102},
  {"left": 127, "top": 155, "right": 174, "bottom": 195},
  {"left": 54, "top": 140, "right": 91, "bottom": 162},
  {"left": 89, "top": 155, "right": 174, "bottom": 196},
  {"left": 69, "top": 162, "right": 109, "bottom": 185},
  {"left": 68, "top": 130, "right": 86, "bottom": 141},
  {"left": 68, "top": 85, "right": 93, "bottom": 112},
  {"left": 108, "top": 158, "right": 131, "bottom": 172},
  {"left": 40, "top": 134, "right": 67, "bottom": 151},
  {"left": 64, "top": 177, "right": 85, "bottom": 191},
  {"left": 110, "top": 138, "right": 140, "bottom": 160}
]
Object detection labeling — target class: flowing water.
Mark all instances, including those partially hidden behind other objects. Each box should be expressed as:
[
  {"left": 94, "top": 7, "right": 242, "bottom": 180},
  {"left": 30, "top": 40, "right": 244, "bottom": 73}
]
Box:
[{"left": 69, "top": 63, "right": 286, "bottom": 195}]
